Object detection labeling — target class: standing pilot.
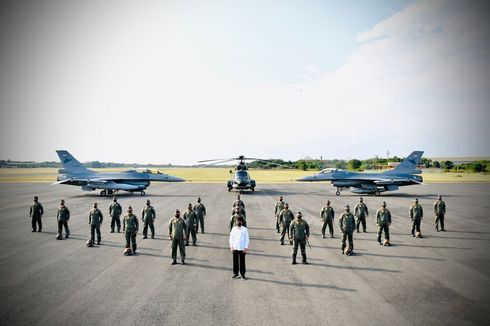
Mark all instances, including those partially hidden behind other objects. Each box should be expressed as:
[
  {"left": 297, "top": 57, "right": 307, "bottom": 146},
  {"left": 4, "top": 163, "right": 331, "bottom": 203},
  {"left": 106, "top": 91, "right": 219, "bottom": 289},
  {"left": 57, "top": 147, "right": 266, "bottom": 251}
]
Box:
[
  {"left": 142, "top": 200, "right": 156, "bottom": 239},
  {"left": 376, "top": 201, "right": 392, "bottom": 246},
  {"left": 169, "top": 209, "right": 188, "bottom": 265},
  {"left": 109, "top": 196, "right": 122, "bottom": 233},
  {"left": 434, "top": 195, "right": 446, "bottom": 232},
  {"left": 193, "top": 197, "right": 207, "bottom": 234},
  {"left": 289, "top": 212, "right": 310, "bottom": 265},
  {"left": 354, "top": 197, "right": 369, "bottom": 233},
  {"left": 56, "top": 199, "right": 70, "bottom": 240},
  {"left": 274, "top": 196, "right": 285, "bottom": 233},
  {"left": 122, "top": 206, "right": 139, "bottom": 255},
  {"left": 410, "top": 198, "right": 424, "bottom": 238},
  {"left": 339, "top": 205, "right": 355, "bottom": 255},
  {"left": 29, "top": 196, "right": 44, "bottom": 232},
  {"left": 320, "top": 200, "right": 335, "bottom": 238},
  {"left": 88, "top": 202, "right": 103, "bottom": 245},
  {"left": 183, "top": 203, "right": 198, "bottom": 246},
  {"left": 279, "top": 203, "right": 294, "bottom": 245}
]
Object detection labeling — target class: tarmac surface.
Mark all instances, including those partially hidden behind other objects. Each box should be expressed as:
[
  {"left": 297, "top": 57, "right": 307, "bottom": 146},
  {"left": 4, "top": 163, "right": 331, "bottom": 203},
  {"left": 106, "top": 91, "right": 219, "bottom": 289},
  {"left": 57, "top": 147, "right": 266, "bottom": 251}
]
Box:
[{"left": 0, "top": 182, "right": 489, "bottom": 326}]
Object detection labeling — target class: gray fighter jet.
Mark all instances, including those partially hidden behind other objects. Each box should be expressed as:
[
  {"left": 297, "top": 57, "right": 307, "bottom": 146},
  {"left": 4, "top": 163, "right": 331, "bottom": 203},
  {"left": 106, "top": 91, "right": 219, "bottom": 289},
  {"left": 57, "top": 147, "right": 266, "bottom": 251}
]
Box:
[
  {"left": 55, "top": 150, "right": 184, "bottom": 196},
  {"left": 297, "top": 151, "right": 424, "bottom": 196}
]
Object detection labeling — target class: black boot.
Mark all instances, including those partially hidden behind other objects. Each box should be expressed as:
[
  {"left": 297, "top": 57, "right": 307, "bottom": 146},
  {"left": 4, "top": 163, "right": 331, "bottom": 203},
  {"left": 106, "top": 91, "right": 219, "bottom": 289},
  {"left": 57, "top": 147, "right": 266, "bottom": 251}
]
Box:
[
  {"left": 171, "top": 260, "right": 177, "bottom": 265},
  {"left": 292, "top": 255, "right": 297, "bottom": 265},
  {"left": 302, "top": 254, "right": 308, "bottom": 264}
]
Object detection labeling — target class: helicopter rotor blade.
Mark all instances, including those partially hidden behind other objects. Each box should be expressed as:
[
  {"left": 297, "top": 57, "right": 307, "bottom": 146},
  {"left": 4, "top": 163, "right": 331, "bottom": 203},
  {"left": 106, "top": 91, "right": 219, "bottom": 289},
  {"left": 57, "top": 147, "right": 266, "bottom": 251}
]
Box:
[
  {"left": 197, "top": 158, "right": 236, "bottom": 163},
  {"left": 198, "top": 158, "right": 237, "bottom": 166}
]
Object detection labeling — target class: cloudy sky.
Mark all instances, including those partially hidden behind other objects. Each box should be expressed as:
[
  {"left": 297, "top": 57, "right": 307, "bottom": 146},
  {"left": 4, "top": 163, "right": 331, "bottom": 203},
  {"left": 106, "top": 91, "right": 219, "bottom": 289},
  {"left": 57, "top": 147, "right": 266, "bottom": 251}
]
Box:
[{"left": 0, "top": 0, "right": 489, "bottom": 164}]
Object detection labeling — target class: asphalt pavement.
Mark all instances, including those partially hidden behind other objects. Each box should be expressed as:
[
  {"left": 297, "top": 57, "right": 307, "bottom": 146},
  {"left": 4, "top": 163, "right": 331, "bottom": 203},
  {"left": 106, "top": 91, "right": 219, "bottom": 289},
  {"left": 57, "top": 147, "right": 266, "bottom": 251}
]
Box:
[{"left": 0, "top": 182, "right": 489, "bottom": 326}]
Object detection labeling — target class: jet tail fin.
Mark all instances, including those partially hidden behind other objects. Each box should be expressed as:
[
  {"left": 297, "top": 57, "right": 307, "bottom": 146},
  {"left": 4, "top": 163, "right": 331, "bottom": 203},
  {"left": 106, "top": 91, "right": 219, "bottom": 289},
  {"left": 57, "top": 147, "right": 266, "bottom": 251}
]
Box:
[
  {"left": 384, "top": 151, "right": 424, "bottom": 175},
  {"left": 56, "top": 150, "right": 91, "bottom": 174}
]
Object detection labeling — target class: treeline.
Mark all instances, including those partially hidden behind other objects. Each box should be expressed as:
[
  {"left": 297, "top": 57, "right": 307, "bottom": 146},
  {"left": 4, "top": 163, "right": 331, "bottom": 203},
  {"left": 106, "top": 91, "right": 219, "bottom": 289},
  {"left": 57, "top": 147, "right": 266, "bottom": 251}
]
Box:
[
  {"left": 420, "top": 158, "right": 488, "bottom": 172},
  {"left": 248, "top": 157, "right": 489, "bottom": 172},
  {"left": 2, "top": 158, "right": 488, "bottom": 172}
]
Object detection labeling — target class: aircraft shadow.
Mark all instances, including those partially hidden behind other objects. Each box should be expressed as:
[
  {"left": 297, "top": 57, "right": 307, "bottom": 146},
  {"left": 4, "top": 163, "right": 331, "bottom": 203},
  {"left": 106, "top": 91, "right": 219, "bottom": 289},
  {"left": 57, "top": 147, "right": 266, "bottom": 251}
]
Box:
[
  {"left": 250, "top": 189, "right": 303, "bottom": 197},
  {"left": 67, "top": 193, "right": 193, "bottom": 199},
  {"left": 393, "top": 243, "right": 470, "bottom": 250},
  {"left": 248, "top": 277, "right": 357, "bottom": 292},
  {"left": 446, "top": 230, "right": 490, "bottom": 235},
  {"left": 423, "top": 235, "right": 490, "bottom": 241},
  {"left": 311, "top": 262, "right": 401, "bottom": 273},
  {"left": 183, "top": 262, "right": 274, "bottom": 275},
  {"left": 358, "top": 252, "right": 446, "bottom": 261}
]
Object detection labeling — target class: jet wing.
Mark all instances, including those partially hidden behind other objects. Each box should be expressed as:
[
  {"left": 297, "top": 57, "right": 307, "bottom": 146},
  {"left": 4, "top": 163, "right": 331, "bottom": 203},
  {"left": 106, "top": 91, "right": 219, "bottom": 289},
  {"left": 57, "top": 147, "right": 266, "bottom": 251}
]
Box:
[
  {"left": 374, "top": 178, "right": 415, "bottom": 185},
  {"left": 52, "top": 178, "right": 88, "bottom": 185},
  {"left": 86, "top": 180, "right": 143, "bottom": 190}
]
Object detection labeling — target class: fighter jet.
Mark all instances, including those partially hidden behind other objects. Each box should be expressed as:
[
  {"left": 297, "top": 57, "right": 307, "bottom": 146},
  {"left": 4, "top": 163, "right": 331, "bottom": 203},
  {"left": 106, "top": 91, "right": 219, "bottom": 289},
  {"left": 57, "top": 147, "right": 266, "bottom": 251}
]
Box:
[
  {"left": 55, "top": 150, "right": 185, "bottom": 196},
  {"left": 297, "top": 151, "right": 424, "bottom": 196}
]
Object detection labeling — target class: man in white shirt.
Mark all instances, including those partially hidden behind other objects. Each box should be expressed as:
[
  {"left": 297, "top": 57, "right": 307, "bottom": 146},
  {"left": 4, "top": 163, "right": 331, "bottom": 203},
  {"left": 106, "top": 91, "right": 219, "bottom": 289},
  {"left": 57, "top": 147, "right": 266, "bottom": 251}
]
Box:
[{"left": 229, "top": 216, "right": 249, "bottom": 280}]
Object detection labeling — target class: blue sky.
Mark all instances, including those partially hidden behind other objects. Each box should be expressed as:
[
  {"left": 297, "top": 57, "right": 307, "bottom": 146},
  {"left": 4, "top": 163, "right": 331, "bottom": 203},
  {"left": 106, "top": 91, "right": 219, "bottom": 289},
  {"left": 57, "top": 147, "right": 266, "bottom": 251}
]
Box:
[{"left": 0, "top": 0, "right": 488, "bottom": 164}]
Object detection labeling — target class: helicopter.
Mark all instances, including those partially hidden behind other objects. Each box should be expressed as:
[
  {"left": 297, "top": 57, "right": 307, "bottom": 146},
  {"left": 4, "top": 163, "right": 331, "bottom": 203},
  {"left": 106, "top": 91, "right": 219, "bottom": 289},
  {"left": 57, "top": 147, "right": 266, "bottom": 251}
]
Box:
[{"left": 198, "top": 155, "right": 290, "bottom": 193}]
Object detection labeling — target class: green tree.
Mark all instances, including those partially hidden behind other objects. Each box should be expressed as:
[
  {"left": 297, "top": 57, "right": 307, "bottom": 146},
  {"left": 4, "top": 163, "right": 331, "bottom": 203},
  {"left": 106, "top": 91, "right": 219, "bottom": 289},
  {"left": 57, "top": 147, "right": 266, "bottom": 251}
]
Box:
[
  {"left": 441, "top": 160, "right": 454, "bottom": 170},
  {"left": 348, "top": 159, "right": 362, "bottom": 170}
]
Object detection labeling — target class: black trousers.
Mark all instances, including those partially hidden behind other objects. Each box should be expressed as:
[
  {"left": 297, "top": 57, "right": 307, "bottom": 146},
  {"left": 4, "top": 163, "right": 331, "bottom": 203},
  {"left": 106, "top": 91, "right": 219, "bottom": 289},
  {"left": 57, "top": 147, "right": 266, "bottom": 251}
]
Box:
[
  {"left": 32, "top": 216, "right": 42, "bottom": 231},
  {"left": 90, "top": 224, "right": 101, "bottom": 242},
  {"left": 232, "top": 250, "right": 246, "bottom": 277},
  {"left": 57, "top": 219, "right": 69, "bottom": 236}
]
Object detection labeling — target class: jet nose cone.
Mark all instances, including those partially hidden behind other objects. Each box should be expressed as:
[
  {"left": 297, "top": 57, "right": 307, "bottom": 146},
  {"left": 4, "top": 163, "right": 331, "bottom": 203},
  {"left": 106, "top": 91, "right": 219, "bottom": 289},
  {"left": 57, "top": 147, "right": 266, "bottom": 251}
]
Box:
[
  {"left": 297, "top": 175, "right": 316, "bottom": 181},
  {"left": 171, "top": 176, "right": 185, "bottom": 182}
]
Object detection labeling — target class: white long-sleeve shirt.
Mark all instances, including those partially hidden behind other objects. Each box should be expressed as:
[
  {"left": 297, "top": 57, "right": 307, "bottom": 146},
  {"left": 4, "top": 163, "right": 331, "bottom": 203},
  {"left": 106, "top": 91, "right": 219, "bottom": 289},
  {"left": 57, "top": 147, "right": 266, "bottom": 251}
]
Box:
[{"left": 229, "top": 226, "right": 249, "bottom": 251}]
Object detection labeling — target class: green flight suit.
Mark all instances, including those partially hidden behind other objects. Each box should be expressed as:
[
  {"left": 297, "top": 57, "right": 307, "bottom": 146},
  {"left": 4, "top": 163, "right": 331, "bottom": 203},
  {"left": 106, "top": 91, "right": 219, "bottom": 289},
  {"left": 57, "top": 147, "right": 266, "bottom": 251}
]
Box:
[
  {"left": 89, "top": 208, "right": 103, "bottom": 244},
  {"left": 234, "top": 199, "right": 245, "bottom": 208},
  {"left": 29, "top": 202, "right": 44, "bottom": 232},
  {"left": 232, "top": 206, "right": 246, "bottom": 219},
  {"left": 230, "top": 213, "right": 247, "bottom": 232},
  {"left": 279, "top": 209, "right": 294, "bottom": 245},
  {"left": 193, "top": 202, "right": 207, "bottom": 233},
  {"left": 274, "top": 201, "right": 285, "bottom": 233},
  {"left": 354, "top": 202, "right": 369, "bottom": 232},
  {"left": 409, "top": 204, "right": 423, "bottom": 236},
  {"left": 289, "top": 218, "right": 310, "bottom": 263},
  {"left": 142, "top": 205, "right": 156, "bottom": 238},
  {"left": 320, "top": 205, "right": 335, "bottom": 237},
  {"left": 433, "top": 200, "right": 446, "bottom": 231},
  {"left": 122, "top": 213, "right": 139, "bottom": 251},
  {"left": 339, "top": 212, "right": 355, "bottom": 253},
  {"left": 109, "top": 202, "right": 122, "bottom": 232},
  {"left": 57, "top": 205, "right": 70, "bottom": 238},
  {"left": 169, "top": 216, "right": 188, "bottom": 262},
  {"left": 376, "top": 207, "right": 391, "bottom": 243},
  {"left": 183, "top": 210, "right": 198, "bottom": 245}
]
